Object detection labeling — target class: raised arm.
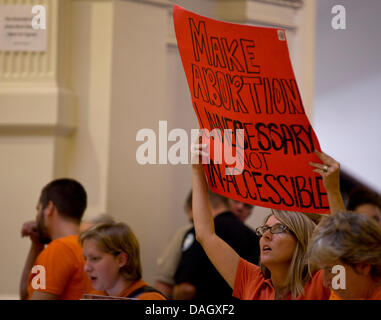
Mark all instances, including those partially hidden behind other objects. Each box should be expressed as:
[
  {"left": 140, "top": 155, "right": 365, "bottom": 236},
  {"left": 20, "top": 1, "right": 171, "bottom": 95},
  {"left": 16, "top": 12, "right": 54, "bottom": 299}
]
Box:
[
  {"left": 191, "top": 142, "right": 240, "bottom": 289},
  {"left": 309, "top": 150, "right": 345, "bottom": 214}
]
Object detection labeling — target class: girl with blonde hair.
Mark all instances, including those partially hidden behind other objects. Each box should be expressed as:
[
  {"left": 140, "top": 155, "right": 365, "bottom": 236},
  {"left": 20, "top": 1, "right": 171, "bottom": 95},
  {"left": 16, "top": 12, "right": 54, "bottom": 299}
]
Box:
[{"left": 80, "top": 222, "right": 166, "bottom": 300}]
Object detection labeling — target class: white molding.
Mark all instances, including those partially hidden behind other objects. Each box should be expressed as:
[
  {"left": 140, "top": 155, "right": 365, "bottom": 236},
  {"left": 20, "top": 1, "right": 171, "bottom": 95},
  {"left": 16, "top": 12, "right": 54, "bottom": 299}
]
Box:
[
  {"left": 0, "top": 0, "right": 77, "bottom": 136},
  {"left": 0, "top": 294, "right": 18, "bottom": 300},
  {"left": 166, "top": 5, "right": 177, "bottom": 47},
  {"left": 165, "top": 0, "right": 298, "bottom": 48},
  {"left": 202, "top": 0, "right": 303, "bottom": 9},
  {"left": 0, "top": 85, "right": 77, "bottom": 136},
  {"left": 216, "top": 0, "right": 298, "bottom": 29},
  {"left": 0, "top": 0, "right": 53, "bottom": 81},
  {"left": 121, "top": 0, "right": 171, "bottom": 8},
  {"left": 246, "top": 1, "right": 297, "bottom": 29},
  {"left": 166, "top": 35, "right": 177, "bottom": 48},
  {"left": 250, "top": 0, "right": 302, "bottom": 9}
]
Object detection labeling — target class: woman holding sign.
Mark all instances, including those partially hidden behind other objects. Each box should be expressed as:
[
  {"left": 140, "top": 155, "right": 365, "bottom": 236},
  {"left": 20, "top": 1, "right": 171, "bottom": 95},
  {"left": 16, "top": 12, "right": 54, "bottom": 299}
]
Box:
[{"left": 190, "top": 140, "right": 341, "bottom": 299}]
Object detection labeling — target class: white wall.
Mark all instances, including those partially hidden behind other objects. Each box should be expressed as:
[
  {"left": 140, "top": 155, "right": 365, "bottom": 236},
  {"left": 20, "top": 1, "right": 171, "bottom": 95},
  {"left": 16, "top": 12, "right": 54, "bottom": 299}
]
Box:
[
  {"left": 0, "top": 0, "right": 75, "bottom": 299},
  {"left": 0, "top": 0, "right": 317, "bottom": 298},
  {"left": 314, "top": 0, "right": 381, "bottom": 193}
]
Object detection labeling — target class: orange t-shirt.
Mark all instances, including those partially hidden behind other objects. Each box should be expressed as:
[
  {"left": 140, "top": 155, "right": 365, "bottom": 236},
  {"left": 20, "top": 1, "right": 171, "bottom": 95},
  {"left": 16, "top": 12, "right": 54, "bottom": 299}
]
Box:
[
  {"left": 329, "top": 290, "right": 342, "bottom": 300},
  {"left": 233, "top": 258, "right": 330, "bottom": 300},
  {"left": 27, "top": 235, "right": 93, "bottom": 300},
  {"left": 330, "top": 286, "right": 381, "bottom": 300},
  {"left": 368, "top": 286, "right": 381, "bottom": 300},
  {"left": 91, "top": 279, "right": 166, "bottom": 300}
]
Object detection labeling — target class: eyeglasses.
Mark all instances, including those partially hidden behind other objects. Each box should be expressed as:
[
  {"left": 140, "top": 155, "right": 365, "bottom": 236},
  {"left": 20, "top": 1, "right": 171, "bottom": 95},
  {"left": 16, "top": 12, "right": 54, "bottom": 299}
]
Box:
[{"left": 255, "top": 224, "right": 290, "bottom": 237}]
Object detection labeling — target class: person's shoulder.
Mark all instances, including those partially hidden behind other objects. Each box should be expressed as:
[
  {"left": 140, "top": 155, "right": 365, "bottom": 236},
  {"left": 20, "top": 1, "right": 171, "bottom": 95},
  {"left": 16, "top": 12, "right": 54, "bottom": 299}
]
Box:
[
  {"left": 49, "top": 234, "right": 78, "bottom": 245},
  {"left": 175, "top": 224, "right": 193, "bottom": 243},
  {"left": 137, "top": 291, "right": 167, "bottom": 300},
  {"left": 301, "top": 270, "right": 330, "bottom": 300},
  {"left": 239, "top": 258, "right": 261, "bottom": 273},
  {"left": 310, "top": 269, "right": 324, "bottom": 281},
  {"left": 180, "top": 227, "right": 197, "bottom": 253},
  {"left": 370, "top": 283, "right": 381, "bottom": 300},
  {"left": 47, "top": 235, "right": 80, "bottom": 251},
  {"left": 239, "top": 220, "right": 258, "bottom": 235},
  {"left": 42, "top": 235, "right": 82, "bottom": 262},
  {"left": 214, "top": 211, "right": 238, "bottom": 228},
  {"left": 127, "top": 279, "right": 167, "bottom": 300},
  {"left": 215, "top": 211, "right": 247, "bottom": 227},
  {"left": 234, "top": 258, "right": 264, "bottom": 291},
  {"left": 216, "top": 212, "right": 258, "bottom": 238},
  {"left": 215, "top": 211, "right": 235, "bottom": 221},
  {"left": 306, "top": 269, "right": 325, "bottom": 287}
]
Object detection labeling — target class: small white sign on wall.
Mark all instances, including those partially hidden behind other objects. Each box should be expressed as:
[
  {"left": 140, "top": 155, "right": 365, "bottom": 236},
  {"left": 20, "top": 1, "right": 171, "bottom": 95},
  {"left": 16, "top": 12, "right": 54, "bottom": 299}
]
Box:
[{"left": 0, "top": 5, "right": 46, "bottom": 52}]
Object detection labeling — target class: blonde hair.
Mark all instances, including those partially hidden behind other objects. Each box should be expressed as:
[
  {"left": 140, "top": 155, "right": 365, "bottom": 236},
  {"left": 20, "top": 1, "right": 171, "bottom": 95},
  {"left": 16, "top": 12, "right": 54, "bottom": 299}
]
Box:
[
  {"left": 260, "top": 210, "right": 317, "bottom": 299},
  {"left": 308, "top": 211, "right": 381, "bottom": 278},
  {"left": 79, "top": 222, "right": 142, "bottom": 281}
]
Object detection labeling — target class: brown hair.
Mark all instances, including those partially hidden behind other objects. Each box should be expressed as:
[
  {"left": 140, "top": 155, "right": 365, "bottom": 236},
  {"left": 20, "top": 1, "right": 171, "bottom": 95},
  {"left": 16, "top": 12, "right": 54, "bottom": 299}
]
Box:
[
  {"left": 79, "top": 222, "right": 142, "bottom": 281},
  {"left": 40, "top": 178, "right": 87, "bottom": 224},
  {"left": 308, "top": 211, "right": 381, "bottom": 278}
]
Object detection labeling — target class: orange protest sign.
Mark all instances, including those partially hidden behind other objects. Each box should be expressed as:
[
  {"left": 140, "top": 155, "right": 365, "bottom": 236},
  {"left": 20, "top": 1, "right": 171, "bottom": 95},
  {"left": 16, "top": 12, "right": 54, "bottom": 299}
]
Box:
[{"left": 173, "top": 5, "right": 329, "bottom": 214}]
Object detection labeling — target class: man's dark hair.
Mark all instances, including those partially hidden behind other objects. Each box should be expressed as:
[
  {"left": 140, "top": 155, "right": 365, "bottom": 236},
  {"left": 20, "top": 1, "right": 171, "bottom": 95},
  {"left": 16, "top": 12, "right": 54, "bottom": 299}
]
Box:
[
  {"left": 347, "top": 188, "right": 381, "bottom": 211},
  {"left": 39, "top": 178, "right": 87, "bottom": 224}
]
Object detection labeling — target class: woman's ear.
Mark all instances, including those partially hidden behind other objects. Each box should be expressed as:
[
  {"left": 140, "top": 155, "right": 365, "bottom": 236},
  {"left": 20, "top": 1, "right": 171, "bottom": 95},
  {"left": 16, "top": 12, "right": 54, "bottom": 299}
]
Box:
[{"left": 117, "top": 252, "right": 128, "bottom": 268}]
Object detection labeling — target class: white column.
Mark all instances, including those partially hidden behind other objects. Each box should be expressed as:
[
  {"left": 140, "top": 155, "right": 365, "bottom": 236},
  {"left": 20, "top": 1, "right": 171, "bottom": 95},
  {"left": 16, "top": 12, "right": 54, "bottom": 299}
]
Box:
[
  {"left": 0, "top": 0, "right": 76, "bottom": 297},
  {"left": 69, "top": 0, "right": 114, "bottom": 218},
  {"left": 106, "top": 0, "right": 174, "bottom": 285}
]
